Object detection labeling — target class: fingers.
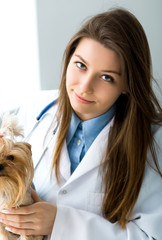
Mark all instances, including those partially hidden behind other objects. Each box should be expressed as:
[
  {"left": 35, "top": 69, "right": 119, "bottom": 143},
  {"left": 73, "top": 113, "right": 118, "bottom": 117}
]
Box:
[
  {"left": 0, "top": 202, "right": 57, "bottom": 236},
  {"left": 4, "top": 225, "right": 37, "bottom": 236},
  {"left": 1, "top": 205, "right": 34, "bottom": 215},
  {"left": 0, "top": 212, "right": 30, "bottom": 223},
  {"left": 0, "top": 205, "right": 36, "bottom": 229},
  {"left": 0, "top": 214, "right": 36, "bottom": 236},
  {"left": 0, "top": 218, "right": 34, "bottom": 230}
]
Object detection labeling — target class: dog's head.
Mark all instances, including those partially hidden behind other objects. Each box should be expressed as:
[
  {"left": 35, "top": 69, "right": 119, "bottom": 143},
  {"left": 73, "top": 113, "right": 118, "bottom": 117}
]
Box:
[{"left": 0, "top": 114, "right": 34, "bottom": 209}]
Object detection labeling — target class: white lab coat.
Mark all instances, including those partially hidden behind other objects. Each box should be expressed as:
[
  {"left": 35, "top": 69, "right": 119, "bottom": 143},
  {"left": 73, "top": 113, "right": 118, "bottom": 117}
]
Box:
[{"left": 18, "top": 90, "right": 162, "bottom": 240}]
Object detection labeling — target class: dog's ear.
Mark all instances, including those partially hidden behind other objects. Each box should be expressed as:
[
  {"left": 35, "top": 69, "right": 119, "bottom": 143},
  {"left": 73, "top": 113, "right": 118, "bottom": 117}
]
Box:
[{"left": 24, "top": 142, "right": 31, "bottom": 151}]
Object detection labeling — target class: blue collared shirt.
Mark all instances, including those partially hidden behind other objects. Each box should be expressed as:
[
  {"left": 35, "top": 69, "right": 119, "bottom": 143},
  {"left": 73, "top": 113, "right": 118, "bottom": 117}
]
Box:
[{"left": 66, "top": 105, "right": 115, "bottom": 173}]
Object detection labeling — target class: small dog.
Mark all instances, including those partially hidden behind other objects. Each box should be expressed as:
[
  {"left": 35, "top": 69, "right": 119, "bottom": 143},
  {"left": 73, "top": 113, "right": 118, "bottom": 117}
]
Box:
[{"left": 0, "top": 114, "right": 43, "bottom": 240}]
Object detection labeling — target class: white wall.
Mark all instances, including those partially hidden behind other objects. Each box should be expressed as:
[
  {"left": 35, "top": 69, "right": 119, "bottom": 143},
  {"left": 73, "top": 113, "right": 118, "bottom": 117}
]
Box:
[
  {"left": 36, "top": 0, "right": 162, "bottom": 103},
  {"left": 0, "top": 0, "right": 40, "bottom": 112}
]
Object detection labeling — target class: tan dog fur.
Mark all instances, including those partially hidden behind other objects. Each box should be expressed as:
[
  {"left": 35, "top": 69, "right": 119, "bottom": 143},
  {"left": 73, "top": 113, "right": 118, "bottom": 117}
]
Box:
[{"left": 0, "top": 114, "right": 43, "bottom": 240}]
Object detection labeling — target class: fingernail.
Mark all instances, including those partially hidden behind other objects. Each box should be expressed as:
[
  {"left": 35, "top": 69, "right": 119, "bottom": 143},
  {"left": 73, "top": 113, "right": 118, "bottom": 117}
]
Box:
[
  {"left": 5, "top": 227, "right": 11, "bottom": 232},
  {"left": 1, "top": 209, "right": 10, "bottom": 214}
]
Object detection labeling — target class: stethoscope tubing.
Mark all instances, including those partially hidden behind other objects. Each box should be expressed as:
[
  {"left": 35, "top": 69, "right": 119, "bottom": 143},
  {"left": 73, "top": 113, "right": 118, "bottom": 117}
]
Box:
[{"left": 36, "top": 99, "right": 57, "bottom": 121}]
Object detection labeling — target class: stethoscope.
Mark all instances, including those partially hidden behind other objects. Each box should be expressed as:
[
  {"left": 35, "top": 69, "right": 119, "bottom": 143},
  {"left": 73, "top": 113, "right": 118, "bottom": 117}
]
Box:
[{"left": 24, "top": 98, "right": 58, "bottom": 170}]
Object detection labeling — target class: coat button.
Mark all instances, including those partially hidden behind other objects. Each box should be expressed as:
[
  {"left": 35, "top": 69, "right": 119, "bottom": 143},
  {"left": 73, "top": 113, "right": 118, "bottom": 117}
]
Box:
[
  {"left": 61, "top": 189, "right": 67, "bottom": 194},
  {"left": 77, "top": 139, "right": 81, "bottom": 146}
]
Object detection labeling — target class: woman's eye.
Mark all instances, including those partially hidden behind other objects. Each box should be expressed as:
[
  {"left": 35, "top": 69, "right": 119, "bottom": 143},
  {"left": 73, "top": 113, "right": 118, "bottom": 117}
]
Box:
[
  {"left": 101, "top": 75, "right": 114, "bottom": 82},
  {"left": 75, "top": 62, "right": 86, "bottom": 70}
]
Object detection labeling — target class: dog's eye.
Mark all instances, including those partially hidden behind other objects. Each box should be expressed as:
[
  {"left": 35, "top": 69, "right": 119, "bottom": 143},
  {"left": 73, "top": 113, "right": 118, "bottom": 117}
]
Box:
[{"left": 6, "top": 155, "right": 14, "bottom": 161}]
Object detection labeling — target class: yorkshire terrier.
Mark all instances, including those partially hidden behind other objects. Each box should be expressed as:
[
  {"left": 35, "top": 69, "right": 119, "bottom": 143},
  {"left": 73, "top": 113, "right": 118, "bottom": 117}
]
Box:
[{"left": 0, "top": 114, "right": 43, "bottom": 240}]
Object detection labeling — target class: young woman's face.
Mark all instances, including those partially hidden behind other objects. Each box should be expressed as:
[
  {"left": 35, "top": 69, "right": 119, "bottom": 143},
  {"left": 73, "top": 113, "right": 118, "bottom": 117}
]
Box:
[{"left": 66, "top": 38, "right": 126, "bottom": 120}]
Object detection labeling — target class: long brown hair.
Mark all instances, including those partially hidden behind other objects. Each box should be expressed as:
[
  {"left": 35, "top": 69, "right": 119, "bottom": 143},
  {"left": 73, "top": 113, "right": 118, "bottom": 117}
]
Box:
[{"left": 52, "top": 8, "right": 162, "bottom": 228}]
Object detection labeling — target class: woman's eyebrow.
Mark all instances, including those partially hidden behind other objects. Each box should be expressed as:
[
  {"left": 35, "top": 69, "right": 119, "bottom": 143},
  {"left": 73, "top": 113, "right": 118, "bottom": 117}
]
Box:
[
  {"left": 74, "top": 54, "right": 121, "bottom": 75},
  {"left": 102, "top": 70, "right": 121, "bottom": 75},
  {"left": 74, "top": 54, "right": 88, "bottom": 65}
]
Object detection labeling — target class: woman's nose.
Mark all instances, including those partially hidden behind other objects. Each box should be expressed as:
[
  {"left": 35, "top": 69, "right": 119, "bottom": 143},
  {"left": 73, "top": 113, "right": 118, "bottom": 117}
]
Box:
[{"left": 79, "top": 73, "right": 95, "bottom": 93}]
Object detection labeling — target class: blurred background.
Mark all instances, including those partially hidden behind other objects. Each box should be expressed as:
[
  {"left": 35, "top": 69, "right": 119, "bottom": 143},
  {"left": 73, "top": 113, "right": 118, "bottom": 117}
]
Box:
[{"left": 0, "top": 0, "right": 162, "bottom": 113}]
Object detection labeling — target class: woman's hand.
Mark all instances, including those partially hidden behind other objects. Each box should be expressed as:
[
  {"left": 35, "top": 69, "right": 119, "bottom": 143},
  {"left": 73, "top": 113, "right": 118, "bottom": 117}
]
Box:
[{"left": 0, "top": 189, "right": 57, "bottom": 236}]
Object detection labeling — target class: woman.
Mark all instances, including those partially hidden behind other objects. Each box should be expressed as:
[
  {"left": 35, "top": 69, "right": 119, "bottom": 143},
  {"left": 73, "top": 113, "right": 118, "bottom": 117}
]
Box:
[{"left": 0, "top": 8, "right": 162, "bottom": 240}]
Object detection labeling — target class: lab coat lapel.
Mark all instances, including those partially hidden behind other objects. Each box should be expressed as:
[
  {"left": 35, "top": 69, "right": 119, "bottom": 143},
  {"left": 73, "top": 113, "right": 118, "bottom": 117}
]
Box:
[
  {"left": 36, "top": 113, "right": 71, "bottom": 182},
  {"left": 59, "top": 141, "right": 71, "bottom": 181},
  {"left": 61, "top": 118, "right": 114, "bottom": 186}
]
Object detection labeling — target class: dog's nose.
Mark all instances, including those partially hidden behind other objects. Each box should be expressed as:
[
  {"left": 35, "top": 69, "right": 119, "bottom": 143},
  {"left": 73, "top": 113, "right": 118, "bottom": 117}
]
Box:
[{"left": 0, "top": 164, "right": 4, "bottom": 171}]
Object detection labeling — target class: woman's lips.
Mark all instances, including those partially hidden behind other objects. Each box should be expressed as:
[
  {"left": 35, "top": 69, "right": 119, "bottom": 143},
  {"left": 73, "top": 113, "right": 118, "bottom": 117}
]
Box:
[{"left": 74, "top": 92, "right": 94, "bottom": 104}]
